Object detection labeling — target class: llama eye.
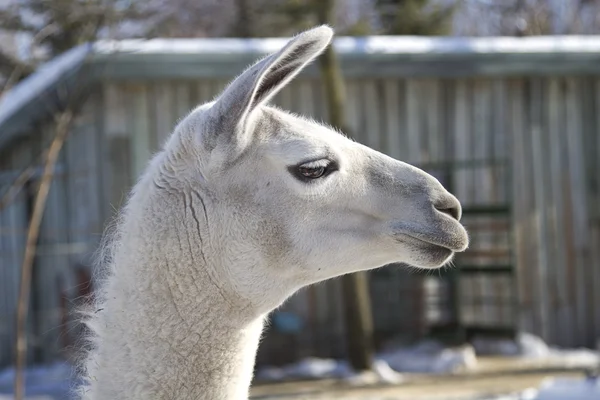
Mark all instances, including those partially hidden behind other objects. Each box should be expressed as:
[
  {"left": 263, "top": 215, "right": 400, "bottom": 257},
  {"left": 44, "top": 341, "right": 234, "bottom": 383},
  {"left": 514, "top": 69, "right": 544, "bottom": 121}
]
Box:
[
  {"left": 299, "top": 165, "right": 326, "bottom": 179},
  {"left": 289, "top": 159, "right": 337, "bottom": 182}
]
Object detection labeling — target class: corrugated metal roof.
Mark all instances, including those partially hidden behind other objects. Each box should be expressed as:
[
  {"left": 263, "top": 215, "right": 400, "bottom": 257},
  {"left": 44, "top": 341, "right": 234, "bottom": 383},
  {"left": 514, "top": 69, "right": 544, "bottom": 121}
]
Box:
[{"left": 2, "top": 35, "right": 600, "bottom": 150}]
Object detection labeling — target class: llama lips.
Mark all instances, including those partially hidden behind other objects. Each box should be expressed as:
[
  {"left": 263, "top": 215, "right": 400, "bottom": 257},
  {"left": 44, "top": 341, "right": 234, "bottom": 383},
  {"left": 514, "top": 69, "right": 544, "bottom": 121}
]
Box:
[
  {"left": 390, "top": 221, "right": 468, "bottom": 253},
  {"left": 391, "top": 233, "right": 456, "bottom": 269}
]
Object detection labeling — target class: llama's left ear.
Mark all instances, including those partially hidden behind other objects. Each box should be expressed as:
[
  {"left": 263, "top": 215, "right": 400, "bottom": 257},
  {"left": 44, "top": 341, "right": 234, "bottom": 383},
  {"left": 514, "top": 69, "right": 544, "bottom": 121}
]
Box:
[{"left": 205, "top": 25, "right": 333, "bottom": 152}]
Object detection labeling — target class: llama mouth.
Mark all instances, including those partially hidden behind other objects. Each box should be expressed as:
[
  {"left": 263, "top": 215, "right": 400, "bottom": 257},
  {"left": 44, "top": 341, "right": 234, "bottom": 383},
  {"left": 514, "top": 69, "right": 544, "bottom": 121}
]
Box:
[
  {"left": 394, "top": 233, "right": 456, "bottom": 268},
  {"left": 391, "top": 227, "right": 468, "bottom": 253},
  {"left": 405, "top": 233, "right": 465, "bottom": 253},
  {"left": 397, "top": 234, "right": 455, "bottom": 253}
]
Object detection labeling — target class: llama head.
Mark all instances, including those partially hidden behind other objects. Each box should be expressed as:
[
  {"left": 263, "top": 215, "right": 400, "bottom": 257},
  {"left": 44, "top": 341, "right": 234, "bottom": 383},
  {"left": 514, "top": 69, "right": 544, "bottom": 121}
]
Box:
[{"left": 166, "top": 25, "right": 468, "bottom": 307}]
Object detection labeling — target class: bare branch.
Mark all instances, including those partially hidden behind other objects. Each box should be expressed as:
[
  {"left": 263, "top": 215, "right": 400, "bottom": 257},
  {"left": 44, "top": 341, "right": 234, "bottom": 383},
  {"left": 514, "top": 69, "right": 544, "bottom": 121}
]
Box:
[
  {"left": 2, "top": 23, "right": 63, "bottom": 94},
  {"left": 0, "top": 8, "right": 39, "bottom": 32},
  {"left": 0, "top": 50, "right": 36, "bottom": 80},
  {"left": 0, "top": 166, "right": 36, "bottom": 212}
]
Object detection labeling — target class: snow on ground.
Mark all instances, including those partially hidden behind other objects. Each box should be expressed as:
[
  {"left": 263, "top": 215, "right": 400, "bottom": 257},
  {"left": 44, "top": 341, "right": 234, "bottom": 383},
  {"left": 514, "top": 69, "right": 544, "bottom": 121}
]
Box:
[
  {"left": 256, "top": 338, "right": 479, "bottom": 383},
  {"left": 376, "top": 340, "right": 478, "bottom": 374},
  {"left": 256, "top": 332, "right": 599, "bottom": 384},
  {"left": 0, "top": 333, "right": 598, "bottom": 399},
  {"left": 255, "top": 333, "right": 599, "bottom": 399},
  {"left": 533, "top": 376, "right": 600, "bottom": 400},
  {"left": 0, "top": 362, "right": 79, "bottom": 400},
  {"left": 471, "top": 332, "right": 599, "bottom": 369},
  {"left": 480, "top": 378, "right": 600, "bottom": 400},
  {"left": 255, "top": 342, "right": 477, "bottom": 383}
]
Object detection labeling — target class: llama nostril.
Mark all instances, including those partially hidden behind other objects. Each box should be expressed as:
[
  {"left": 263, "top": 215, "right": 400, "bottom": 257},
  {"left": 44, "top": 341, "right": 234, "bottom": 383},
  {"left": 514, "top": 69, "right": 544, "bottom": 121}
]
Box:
[
  {"left": 438, "top": 206, "right": 460, "bottom": 220},
  {"left": 434, "top": 196, "right": 462, "bottom": 221}
]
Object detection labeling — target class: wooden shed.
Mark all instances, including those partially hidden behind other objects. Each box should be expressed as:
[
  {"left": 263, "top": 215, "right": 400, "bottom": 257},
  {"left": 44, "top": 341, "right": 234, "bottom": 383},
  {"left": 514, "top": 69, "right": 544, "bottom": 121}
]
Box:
[{"left": 1, "top": 35, "right": 599, "bottom": 368}]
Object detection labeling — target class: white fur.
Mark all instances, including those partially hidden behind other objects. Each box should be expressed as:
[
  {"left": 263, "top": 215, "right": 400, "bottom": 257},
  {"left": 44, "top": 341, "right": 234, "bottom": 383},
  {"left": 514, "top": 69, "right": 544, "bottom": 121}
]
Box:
[{"left": 77, "top": 25, "right": 469, "bottom": 400}]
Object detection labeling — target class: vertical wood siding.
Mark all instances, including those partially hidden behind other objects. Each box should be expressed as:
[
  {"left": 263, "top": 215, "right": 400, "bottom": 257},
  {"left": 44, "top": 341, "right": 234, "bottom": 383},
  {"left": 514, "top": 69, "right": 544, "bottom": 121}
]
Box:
[
  {"left": 1, "top": 70, "right": 599, "bottom": 366},
  {"left": 0, "top": 92, "right": 105, "bottom": 366},
  {"left": 101, "top": 76, "right": 598, "bottom": 350}
]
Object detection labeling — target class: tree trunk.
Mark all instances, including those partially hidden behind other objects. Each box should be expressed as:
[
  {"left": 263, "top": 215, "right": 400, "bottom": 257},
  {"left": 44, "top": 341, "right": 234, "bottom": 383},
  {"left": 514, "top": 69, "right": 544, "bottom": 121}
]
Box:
[
  {"left": 235, "top": 0, "right": 253, "bottom": 38},
  {"left": 315, "top": 0, "right": 374, "bottom": 372}
]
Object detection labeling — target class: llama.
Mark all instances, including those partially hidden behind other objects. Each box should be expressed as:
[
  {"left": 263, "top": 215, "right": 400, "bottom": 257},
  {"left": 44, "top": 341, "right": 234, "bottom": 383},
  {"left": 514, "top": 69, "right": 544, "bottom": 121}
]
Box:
[{"left": 78, "top": 25, "right": 469, "bottom": 399}]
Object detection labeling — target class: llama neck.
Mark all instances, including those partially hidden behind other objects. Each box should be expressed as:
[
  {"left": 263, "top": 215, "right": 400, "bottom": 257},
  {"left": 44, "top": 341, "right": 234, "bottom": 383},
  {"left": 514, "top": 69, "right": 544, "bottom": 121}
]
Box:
[
  {"left": 88, "top": 258, "right": 266, "bottom": 400},
  {"left": 84, "top": 187, "right": 269, "bottom": 399},
  {"left": 90, "top": 288, "right": 264, "bottom": 399}
]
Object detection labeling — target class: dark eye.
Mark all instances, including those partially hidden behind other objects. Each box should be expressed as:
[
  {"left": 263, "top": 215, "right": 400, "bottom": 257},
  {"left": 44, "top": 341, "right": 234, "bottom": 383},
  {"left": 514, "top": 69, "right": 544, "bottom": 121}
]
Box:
[
  {"left": 299, "top": 165, "right": 326, "bottom": 179},
  {"left": 289, "top": 159, "right": 338, "bottom": 182}
]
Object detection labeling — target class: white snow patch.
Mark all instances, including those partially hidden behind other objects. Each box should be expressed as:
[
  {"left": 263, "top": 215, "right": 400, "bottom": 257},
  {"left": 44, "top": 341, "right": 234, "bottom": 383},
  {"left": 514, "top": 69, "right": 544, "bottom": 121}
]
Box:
[
  {"left": 255, "top": 333, "right": 599, "bottom": 386},
  {"left": 471, "top": 332, "right": 600, "bottom": 369},
  {"left": 342, "top": 359, "right": 405, "bottom": 386},
  {"left": 255, "top": 357, "right": 354, "bottom": 381},
  {"left": 371, "top": 359, "right": 404, "bottom": 384},
  {"left": 378, "top": 340, "right": 478, "bottom": 374},
  {"left": 533, "top": 376, "right": 600, "bottom": 400},
  {"left": 255, "top": 340, "right": 477, "bottom": 383},
  {"left": 93, "top": 35, "right": 600, "bottom": 57},
  {"left": 0, "top": 362, "right": 77, "bottom": 400},
  {"left": 0, "top": 43, "right": 90, "bottom": 127}
]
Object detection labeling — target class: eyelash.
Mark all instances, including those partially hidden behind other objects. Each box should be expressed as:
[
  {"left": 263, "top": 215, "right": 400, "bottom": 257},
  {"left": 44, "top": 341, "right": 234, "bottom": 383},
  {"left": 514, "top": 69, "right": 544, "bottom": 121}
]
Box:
[{"left": 288, "top": 159, "right": 338, "bottom": 183}]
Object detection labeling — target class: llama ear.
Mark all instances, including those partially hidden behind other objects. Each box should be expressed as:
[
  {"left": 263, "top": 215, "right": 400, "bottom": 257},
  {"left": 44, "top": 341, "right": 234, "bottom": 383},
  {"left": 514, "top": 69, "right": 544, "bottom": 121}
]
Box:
[{"left": 205, "top": 25, "right": 333, "bottom": 151}]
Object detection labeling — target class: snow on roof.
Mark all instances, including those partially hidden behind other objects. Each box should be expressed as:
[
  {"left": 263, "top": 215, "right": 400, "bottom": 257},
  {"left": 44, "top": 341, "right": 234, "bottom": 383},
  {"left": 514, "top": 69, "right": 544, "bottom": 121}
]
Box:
[
  {"left": 93, "top": 35, "right": 600, "bottom": 56},
  {"left": 0, "top": 43, "right": 91, "bottom": 149}
]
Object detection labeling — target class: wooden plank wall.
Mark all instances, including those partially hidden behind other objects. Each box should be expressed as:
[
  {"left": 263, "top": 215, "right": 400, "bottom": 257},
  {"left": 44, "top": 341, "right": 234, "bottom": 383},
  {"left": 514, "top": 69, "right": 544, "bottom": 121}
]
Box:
[
  {"left": 0, "top": 143, "right": 34, "bottom": 367},
  {"left": 0, "top": 94, "right": 105, "bottom": 367},
  {"left": 98, "top": 75, "right": 599, "bottom": 353},
  {"left": 497, "top": 77, "right": 600, "bottom": 348},
  {"left": 1, "top": 72, "right": 598, "bottom": 366}
]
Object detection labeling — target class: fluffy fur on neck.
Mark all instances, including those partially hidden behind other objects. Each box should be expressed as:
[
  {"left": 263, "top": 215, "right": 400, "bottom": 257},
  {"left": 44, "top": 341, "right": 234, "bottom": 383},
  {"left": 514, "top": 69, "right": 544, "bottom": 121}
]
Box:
[{"left": 78, "top": 148, "right": 278, "bottom": 400}]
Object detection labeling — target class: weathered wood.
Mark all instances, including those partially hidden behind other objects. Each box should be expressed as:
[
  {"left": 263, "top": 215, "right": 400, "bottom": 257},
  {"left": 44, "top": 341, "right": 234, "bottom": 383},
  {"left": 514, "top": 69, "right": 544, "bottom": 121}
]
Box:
[
  {"left": 127, "top": 85, "right": 152, "bottom": 180},
  {"left": 174, "top": 82, "right": 191, "bottom": 123},
  {"left": 102, "top": 84, "right": 132, "bottom": 213},
  {"left": 383, "top": 79, "right": 401, "bottom": 161},
  {"left": 153, "top": 83, "right": 174, "bottom": 149},
  {"left": 4, "top": 58, "right": 600, "bottom": 367},
  {"left": 406, "top": 80, "right": 421, "bottom": 165},
  {"left": 593, "top": 80, "right": 600, "bottom": 338},
  {"left": 363, "top": 81, "right": 380, "bottom": 151},
  {"left": 297, "top": 81, "right": 315, "bottom": 125},
  {"left": 508, "top": 79, "right": 532, "bottom": 335},
  {"left": 0, "top": 143, "right": 32, "bottom": 367},
  {"left": 529, "top": 77, "right": 551, "bottom": 343},
  {"left": 452, "top": 80, "right": 470, "bottom": 206},
  {"left": 14, "top": 111, "right": 73, "bottom": 399},
  {"left": 546, "top": 78, "right": 570, "bottom": 345},
  {"left": 565, "top": 78, "right": 591, "bottom": 347},
  {"left": 197, "top": 81, "right": 213, "bottom": 104}
]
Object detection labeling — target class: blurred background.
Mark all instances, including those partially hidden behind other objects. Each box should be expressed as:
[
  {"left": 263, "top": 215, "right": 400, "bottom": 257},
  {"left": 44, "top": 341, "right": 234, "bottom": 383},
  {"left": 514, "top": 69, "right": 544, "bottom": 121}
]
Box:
[{"left": 0, "top": 0, "right": 600, "bottom": 399}]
